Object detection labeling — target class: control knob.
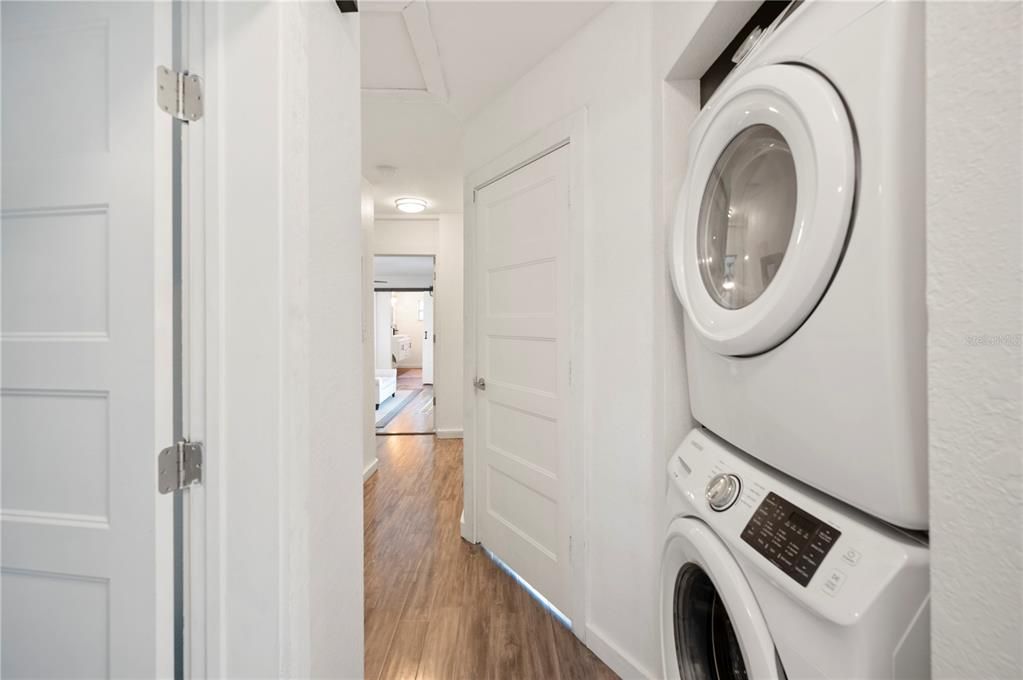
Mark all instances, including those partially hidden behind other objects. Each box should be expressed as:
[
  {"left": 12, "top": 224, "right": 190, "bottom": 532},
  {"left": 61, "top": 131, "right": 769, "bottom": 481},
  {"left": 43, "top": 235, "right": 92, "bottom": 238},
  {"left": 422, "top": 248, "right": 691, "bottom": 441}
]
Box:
[{"left": 706, "top": 473, "right": 741, "bottom": 512}]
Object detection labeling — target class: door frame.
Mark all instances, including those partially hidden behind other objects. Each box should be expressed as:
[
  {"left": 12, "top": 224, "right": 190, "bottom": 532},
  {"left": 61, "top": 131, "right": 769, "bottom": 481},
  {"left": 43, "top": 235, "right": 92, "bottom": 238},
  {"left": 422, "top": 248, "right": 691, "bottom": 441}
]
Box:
[
  {"left": 180, "top": 1, "right": 211, "bottom": 675},
  {"left": 422, "top": 290, "right": 434, "bottom": 385},
  {"left": 462, "top": 109, "right": 588, "bottom": 637},
  {"left": 181, "top": 5, "right": 367, "bottom": 676},
  {"left": 372, "top": 252, "right": 439, "bottom": 435}
]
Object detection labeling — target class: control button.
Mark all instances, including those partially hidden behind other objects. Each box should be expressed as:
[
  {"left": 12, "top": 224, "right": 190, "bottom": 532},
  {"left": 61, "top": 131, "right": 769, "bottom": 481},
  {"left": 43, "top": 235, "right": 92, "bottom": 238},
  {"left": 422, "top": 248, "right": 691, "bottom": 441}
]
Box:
[
  {"left": 821, "top": 569, "right": 846, "bottom": 596},
  {"left": 841, "top": 547, "right": 862, "bottom": 566},
  {"left": 816, "top": 528, "right": 837, "bottom": 544},
  {"left": 705, "top": 473, "right": 742, "bottom": 512}
]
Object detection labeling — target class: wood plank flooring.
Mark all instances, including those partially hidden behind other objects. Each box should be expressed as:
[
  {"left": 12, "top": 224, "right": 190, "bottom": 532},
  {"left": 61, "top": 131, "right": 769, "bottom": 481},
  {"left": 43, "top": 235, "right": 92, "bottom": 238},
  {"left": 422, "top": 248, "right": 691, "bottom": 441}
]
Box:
[
  {"left": 378, "top": 369, "right": 434, "bottom": 435},
  {"left": 364, "top": 435, "right": 618, "bottom": 680}
]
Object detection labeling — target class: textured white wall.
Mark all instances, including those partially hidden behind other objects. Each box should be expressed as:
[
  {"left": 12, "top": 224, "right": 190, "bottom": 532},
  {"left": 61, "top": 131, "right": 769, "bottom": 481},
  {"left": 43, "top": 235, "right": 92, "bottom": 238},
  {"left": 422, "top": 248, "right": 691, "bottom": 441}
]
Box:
[{"left": 927, "top": 3, "right": 1023, "bottom": 677}]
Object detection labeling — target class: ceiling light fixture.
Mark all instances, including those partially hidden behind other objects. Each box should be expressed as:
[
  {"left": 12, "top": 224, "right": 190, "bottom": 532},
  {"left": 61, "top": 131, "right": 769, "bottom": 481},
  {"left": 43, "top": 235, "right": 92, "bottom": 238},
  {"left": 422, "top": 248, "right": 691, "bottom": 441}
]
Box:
[{"left": 395, "top": 197, "right": 428, "bottom": 214}]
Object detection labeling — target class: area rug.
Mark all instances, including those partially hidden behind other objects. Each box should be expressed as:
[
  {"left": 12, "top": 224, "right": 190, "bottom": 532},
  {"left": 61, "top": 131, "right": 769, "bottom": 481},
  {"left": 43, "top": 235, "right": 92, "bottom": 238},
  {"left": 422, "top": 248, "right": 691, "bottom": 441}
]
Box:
[{"left": 375, "top": 389, "right": 420, "bottom": 428}]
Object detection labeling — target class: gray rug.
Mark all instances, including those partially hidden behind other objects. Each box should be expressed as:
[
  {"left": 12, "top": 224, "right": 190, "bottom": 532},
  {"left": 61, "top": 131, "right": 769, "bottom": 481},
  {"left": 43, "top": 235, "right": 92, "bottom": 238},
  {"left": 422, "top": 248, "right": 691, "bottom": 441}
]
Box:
[{"left": 375, "top": 389, "right": 420, "bottom": 428}]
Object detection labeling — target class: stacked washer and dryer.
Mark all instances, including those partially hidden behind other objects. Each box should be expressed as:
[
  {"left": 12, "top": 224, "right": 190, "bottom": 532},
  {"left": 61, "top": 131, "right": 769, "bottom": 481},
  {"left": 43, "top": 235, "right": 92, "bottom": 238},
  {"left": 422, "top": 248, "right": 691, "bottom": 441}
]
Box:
[{"left": 662, "top": 2, "right": 931, "bottom": 678}]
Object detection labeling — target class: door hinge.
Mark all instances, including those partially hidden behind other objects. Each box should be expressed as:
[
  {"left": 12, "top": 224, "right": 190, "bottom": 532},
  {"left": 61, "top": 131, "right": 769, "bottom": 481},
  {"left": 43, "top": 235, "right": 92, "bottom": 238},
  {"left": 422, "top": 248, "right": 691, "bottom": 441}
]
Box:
[
  {"left": 158, "top": 440, "right": 204, "bottom": 494},
  {"left": 157, "top": 66, "right": 204, "bottom": 122}
]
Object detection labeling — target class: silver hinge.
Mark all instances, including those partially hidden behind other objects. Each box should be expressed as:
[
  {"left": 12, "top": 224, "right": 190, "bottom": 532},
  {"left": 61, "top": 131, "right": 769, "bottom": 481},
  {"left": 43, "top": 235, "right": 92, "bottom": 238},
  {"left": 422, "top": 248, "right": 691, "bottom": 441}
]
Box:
[
  {"left": 157, "top": 66, "right": 204, "bottom": 122},
  {"left": 158, "top": 440, "right": 204, "bottom": 494}
]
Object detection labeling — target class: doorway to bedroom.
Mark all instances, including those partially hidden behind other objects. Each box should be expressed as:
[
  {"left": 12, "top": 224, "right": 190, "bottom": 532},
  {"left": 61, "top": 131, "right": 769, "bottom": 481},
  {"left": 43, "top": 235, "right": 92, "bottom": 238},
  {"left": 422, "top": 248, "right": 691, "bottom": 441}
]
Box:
[{"left": 373, "top": 255, "right": 436, "bottom": 435}]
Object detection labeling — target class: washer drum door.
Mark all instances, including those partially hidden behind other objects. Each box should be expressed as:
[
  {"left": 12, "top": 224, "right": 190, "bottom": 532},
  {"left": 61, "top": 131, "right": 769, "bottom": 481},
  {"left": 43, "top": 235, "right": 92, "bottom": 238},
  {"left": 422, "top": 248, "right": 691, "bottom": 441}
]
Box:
[
  {"left": 671, "top": 64, "right": 855, "bottom": 356},
  {"left": 660, "top": 518, "right": 783, "bottom": 680}
]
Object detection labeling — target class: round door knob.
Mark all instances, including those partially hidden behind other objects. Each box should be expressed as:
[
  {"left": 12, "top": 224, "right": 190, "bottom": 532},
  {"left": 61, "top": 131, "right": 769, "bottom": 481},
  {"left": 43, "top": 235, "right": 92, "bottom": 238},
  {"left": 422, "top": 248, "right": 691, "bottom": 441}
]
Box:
[{"left": 706, "top": 473, "right": 741, "bottom": 512}]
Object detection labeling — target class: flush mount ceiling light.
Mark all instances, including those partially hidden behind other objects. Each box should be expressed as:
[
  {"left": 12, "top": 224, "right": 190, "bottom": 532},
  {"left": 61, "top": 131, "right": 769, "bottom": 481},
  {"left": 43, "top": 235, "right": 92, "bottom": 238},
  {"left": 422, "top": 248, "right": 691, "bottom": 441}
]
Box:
[{"left": 395, "top": 197, "right": 428, "bottom": 214}]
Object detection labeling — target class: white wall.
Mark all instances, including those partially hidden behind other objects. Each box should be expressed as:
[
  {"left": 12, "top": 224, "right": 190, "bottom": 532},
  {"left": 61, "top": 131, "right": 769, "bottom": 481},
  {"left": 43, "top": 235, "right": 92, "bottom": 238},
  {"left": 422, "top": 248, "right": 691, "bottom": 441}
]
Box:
[
  {"left": 465, "top": 5, "right": 662, "bottom": 675},
  {"left": 372, "top": 215, "right": 464, "bottom": 436},
  {"left": 205, "top": 2, "right": 363, "bottom": 676},
  {"left": 374, "top": 217, "right": 439, "bottom": 254},
  {"left": 654, "top": 1, "right": 759, "bottom": 476},
  {"left": 362, "top": 184, "right": 378, "bottom": 480},
  {"left": 435, "top": 214, "right": 465, "bottom": 438},
  {"left": 373, "top": 291, "right": 393, "bottom": 371},
  {"left": 392, "top": 292, "right": 425, "bottom": 368},
  {"left": 926, "top": 3, "right": 1023, "bottom": 677}
]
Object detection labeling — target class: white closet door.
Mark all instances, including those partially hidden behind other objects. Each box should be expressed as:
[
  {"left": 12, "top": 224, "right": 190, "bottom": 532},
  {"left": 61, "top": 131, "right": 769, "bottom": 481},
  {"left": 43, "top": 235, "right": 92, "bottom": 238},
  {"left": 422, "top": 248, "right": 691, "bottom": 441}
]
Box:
[
  {"left": 1, "top": 2, "right": 173, "bottom": 677},
  {"left": 475, "top": 145, "right": 572, "bottom": 619}
]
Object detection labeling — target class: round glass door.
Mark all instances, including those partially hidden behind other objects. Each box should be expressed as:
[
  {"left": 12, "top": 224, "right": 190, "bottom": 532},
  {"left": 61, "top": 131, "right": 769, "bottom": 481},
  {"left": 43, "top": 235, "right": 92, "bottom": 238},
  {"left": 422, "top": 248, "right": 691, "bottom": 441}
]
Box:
[
  {"left": 670, "top": 65, "right": 855, "bottom": 356},
  {"left": 660, "top": 519, "right": 783, "bottom": 680},
  {"left": 697, "top": 125, "right": 797, "bottom": 310},
  {"left": 674, "top": 564, "right": 749, "bottom": 680}
]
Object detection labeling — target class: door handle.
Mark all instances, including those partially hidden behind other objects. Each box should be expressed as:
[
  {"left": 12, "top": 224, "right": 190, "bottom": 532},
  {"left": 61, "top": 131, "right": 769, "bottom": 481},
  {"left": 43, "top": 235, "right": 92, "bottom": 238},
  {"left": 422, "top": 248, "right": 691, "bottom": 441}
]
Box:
[{"left": 473, "top": 377, "right": 487, "bottom": 391}]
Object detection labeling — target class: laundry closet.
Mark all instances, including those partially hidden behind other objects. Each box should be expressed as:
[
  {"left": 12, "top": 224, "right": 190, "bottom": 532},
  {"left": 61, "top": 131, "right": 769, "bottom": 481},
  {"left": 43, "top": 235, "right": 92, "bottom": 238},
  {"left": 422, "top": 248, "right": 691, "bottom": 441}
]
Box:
[{"left": 660, "top": 2, "right": 930, "bottom": 678}]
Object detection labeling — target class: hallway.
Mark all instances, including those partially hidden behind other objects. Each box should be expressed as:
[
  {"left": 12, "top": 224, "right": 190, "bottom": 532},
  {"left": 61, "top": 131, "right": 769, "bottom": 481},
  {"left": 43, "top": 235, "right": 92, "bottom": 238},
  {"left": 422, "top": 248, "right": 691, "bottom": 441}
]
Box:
[{"left": 364, "top": 435, "right": 618, "bottom": 680}]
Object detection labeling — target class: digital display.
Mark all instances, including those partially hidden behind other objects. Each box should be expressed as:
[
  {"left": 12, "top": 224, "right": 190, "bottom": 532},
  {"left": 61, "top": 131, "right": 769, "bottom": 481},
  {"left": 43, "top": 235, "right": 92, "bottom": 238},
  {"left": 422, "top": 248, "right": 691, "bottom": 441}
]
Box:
[
  {"left": 741, "top": 492, "right": 841, "bottom": 587},
  {"left": 784, "top": 511, "right": 816, "bottom": 539}
]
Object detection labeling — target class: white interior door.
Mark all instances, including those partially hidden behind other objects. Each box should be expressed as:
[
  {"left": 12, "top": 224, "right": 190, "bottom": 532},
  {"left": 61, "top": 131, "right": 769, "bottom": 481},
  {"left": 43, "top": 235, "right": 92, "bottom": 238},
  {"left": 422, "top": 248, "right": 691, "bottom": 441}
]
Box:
[
  {"left": 421, "top": 292, "right": 434, "bottom": 384},
  {"left": 1, "top": 2, "right": 173, "bottom": 677},
  {"left": 475, "top": 145, "right": 572, "bottom": 619}
]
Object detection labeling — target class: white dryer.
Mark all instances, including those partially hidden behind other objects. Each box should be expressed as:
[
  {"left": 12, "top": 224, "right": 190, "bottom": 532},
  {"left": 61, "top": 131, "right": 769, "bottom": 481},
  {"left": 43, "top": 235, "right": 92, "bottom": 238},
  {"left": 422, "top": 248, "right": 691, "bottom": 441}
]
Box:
[
  {"left": 660, "top": 428, "right": 930, "bottom": 680},
  {"left": 670, "top": 1, "right": 928, "bottom": 528}
]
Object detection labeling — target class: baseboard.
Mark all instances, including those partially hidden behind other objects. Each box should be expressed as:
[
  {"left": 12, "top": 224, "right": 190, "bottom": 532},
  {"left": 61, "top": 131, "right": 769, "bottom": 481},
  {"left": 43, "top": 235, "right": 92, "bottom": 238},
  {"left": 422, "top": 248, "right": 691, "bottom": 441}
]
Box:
[
  {"left": 436, "top": 428, "right": 464, "bottom": 440},
  {"left": 584, "top": 623, "right": 657, "bottom": 680},
  {"left": 362, "top": 458, "right": 379, "bottom": 482}
]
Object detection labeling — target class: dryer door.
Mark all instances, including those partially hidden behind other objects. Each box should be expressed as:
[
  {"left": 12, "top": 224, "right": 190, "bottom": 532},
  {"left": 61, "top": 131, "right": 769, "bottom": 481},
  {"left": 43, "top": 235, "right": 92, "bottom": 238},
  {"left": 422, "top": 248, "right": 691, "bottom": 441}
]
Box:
[
  {"left": 661, "top": 518, "right": 783, "bottom": 680},
  {"left": 671, "top": 64, "right": 855, "bottom": 356}
]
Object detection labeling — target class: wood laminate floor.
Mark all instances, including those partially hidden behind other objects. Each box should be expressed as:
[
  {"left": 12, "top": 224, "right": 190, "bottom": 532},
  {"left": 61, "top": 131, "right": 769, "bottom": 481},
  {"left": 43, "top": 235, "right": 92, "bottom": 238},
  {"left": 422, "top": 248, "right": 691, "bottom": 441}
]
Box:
[
  {"left": 364, "top": 435, "right": 618, "bottom": 680},
  {"left": 378, "top": 369, "right": 434, "bottom": 435}
]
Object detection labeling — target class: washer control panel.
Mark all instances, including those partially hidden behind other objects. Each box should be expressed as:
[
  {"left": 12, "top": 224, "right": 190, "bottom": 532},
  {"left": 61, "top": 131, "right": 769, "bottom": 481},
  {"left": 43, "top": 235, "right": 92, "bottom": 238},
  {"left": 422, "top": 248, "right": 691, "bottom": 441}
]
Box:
[{"left": 741, "top": 491, "right": 842, "bottom": 587}]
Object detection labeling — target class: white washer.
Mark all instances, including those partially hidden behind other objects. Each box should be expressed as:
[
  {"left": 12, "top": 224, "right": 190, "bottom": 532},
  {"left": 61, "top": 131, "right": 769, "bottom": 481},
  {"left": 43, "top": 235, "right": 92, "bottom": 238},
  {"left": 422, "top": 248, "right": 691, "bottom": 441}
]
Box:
[
  {"left": 660, "top": 428, "right": 930, "bottom": 680},
  {"left": 670, "top": 1, "right": 928, "bottom": 528}
]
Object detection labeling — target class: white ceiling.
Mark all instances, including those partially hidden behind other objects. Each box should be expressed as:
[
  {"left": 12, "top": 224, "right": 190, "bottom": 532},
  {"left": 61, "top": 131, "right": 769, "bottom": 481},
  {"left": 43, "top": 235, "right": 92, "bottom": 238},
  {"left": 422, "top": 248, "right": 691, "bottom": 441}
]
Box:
[
  {"left": 363, "top": 93, "right": 463, "bottom": 215},
  {"left": 361, "top": 0, "right": 609, "bottom": 217}
]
